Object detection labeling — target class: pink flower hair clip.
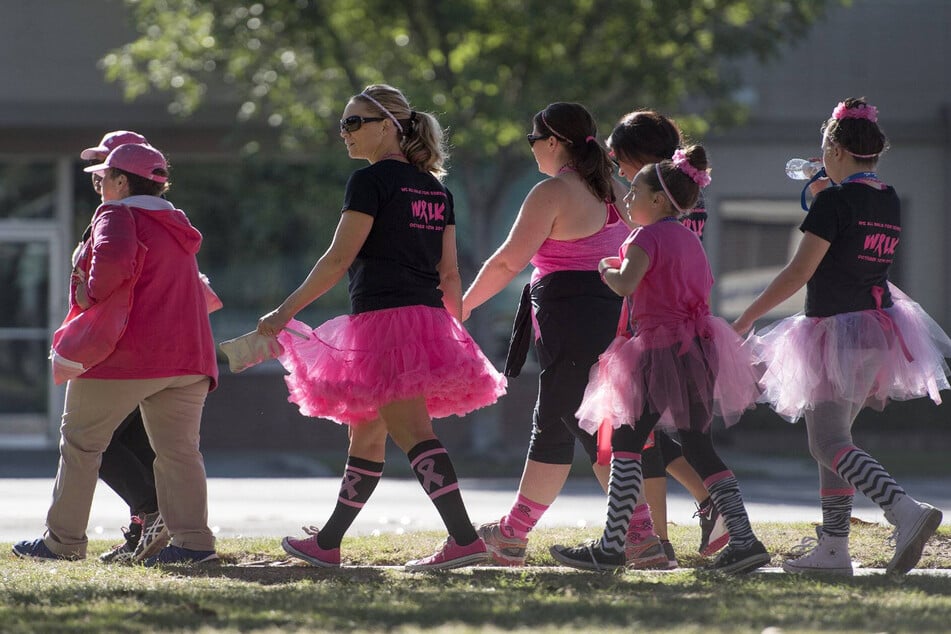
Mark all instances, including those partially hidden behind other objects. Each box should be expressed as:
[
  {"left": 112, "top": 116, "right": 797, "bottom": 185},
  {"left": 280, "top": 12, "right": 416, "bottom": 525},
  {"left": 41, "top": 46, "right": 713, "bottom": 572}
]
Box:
[
  {"left": 671, "top": 149, "right": 711, "bottom": 188},
  {"left": 832, "top": 102, "right": 879, "bottom": 122}
]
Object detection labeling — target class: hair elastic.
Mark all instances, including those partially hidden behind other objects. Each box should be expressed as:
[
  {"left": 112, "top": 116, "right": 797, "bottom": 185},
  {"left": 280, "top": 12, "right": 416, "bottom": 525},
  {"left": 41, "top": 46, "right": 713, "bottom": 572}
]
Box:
[
  {"left": 585, "top": 135, "right": 596, "bottom": 143},
  {"left": 832, "top": 102, "right": 879, "bottom": 122},
  {"left": 671, "top": 149, "right": 711, "bottom": 187},
  {"left": 360, "top": 90, "right": 403, "bottom": 134}
]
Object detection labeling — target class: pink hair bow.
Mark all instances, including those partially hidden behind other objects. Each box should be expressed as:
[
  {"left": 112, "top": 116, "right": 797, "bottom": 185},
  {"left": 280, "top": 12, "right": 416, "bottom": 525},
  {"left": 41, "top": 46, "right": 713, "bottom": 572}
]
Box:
[
  {"left": 671, "top": 149, "right": 711, "bottom": 188},
  {"left": 832, "top": 102, "right": 879, "bottom": 122}
]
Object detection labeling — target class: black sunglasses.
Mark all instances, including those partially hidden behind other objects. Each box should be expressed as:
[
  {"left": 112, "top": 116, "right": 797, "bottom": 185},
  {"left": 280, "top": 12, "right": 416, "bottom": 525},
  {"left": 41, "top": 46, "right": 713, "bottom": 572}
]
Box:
[
  {"left": 340, "top": 115, "right": 386, "bottom": 133},
  {"left": 526, "top": 133, "right": 551, "bottom": 147}
]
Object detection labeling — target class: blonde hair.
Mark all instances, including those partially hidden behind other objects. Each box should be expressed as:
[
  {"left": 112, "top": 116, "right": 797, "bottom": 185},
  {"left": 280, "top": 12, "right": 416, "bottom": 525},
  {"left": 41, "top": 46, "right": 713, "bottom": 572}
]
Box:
[{"left": 355, "top": 84, "right": 448, "bottom": 180}]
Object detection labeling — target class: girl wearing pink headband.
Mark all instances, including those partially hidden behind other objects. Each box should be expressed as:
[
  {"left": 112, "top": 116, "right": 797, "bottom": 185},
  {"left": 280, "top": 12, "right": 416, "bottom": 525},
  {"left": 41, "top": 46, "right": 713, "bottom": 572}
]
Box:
[
  {"left": 734, "top": 98, "right": 949, "bottom": 576},
  {"left": 605, "top": 111, "right": 726, "bottom": 568},
  {"left": 552, "top": 144, "right": 769, "bottom": 574}
]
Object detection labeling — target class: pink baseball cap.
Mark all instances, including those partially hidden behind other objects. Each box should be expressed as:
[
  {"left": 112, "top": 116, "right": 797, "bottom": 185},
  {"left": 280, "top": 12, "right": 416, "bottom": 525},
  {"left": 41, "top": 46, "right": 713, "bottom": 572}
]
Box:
[
  {"left": 83, "top": 143, "right": 169, "bottom": 183},
  {"left": 80, "top": 130, "right": 149, "bottom": 160}
]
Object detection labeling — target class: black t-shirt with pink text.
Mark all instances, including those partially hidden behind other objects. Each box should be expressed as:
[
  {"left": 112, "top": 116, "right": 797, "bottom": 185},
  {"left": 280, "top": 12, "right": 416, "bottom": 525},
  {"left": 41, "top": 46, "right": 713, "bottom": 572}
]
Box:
[
  {"left": 342, "top": 159, "right": 456, "bottom": 314},
  {"left": 680, "top": 192, "right": 707, "bottom": 242},
  {"left": 800, "top": 182, "right": 900, "bottom": 317}
]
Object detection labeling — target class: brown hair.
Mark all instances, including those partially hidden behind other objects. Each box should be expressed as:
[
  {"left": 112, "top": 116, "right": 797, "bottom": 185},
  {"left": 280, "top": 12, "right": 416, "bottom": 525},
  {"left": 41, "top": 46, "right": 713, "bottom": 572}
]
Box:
[
  {"left": 607, "top": 110, "right": 682, "bottom": 166},
  {"left": 822, "top": 97, "right": 888, "bottom": 166},
  {"left": 107, "top": 167, "right": 169, "bottom": 197},
  {"left": 641, "top": 145, "right": 708, "bottom": 212},
  {"left": 533, "top": 102, "right": 616, "bottom": 202}
]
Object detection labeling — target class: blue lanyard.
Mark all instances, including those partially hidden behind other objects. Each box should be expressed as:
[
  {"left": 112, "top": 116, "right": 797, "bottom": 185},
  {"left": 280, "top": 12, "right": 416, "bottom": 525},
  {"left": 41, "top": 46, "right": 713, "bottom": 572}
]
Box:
[
  {"left": 800, "top": 171, "right": 882, "bottom": 211},
  {"left": 800, "top": 166, "right": 829, "bottom": 211},
  {"left": 839, "top": 171, "right": 879, "bottom": 185}
]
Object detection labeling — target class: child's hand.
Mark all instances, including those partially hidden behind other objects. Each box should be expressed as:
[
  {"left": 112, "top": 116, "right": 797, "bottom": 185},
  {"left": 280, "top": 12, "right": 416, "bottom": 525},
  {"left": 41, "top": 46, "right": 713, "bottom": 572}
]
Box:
[
  {"left": 732, "top": 316, "right": 753, "bottom": 336},
  {"left": 599, "top": 257, "right": 621, "bottom": 273}
]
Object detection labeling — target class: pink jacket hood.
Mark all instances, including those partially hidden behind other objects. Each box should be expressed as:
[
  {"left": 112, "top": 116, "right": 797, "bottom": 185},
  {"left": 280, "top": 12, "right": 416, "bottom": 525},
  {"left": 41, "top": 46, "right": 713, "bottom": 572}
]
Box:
[
  {"left": 66, "top": 195, "right": 219, "bottom": 389},
  {"left": 122, "top": 195, "right": 202, "bottom": 254}
]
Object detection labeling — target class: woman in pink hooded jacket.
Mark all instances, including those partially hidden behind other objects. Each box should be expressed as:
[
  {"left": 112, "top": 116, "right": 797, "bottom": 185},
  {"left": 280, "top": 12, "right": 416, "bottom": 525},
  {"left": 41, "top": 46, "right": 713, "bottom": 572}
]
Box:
[{"left": 13, "top": 143, "right": 219, "bottom": 565}]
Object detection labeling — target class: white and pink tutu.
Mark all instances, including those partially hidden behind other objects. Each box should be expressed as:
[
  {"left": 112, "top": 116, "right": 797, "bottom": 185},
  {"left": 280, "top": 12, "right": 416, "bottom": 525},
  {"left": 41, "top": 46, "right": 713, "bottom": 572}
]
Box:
[
  {"left": 276, "top": 306, "right": 506, "bottom": 426},
  {"left": 751, "top": 284, "right": 951, "bottom": 422},
  {"left": 576, "top": 312, "right": 760, "bottom": 435}
]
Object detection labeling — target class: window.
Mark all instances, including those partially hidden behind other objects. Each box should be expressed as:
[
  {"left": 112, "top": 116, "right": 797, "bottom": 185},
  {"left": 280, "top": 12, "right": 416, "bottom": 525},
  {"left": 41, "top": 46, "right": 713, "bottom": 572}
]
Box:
[{"left": 716, "top": 199, "right": 807, "bottom": 321}]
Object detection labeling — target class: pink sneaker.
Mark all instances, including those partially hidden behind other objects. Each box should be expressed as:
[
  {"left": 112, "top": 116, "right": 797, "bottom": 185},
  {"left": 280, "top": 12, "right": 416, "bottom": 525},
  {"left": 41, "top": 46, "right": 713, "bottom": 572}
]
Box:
[
  {"left": 624, "top": 519, "right": 669, "bottom": 570},
  {"left": 405, "top": 536, "right": 489, "bottom": 571},
  {"left": 281, "top": 527, "right": 340, "bottom": 567}
]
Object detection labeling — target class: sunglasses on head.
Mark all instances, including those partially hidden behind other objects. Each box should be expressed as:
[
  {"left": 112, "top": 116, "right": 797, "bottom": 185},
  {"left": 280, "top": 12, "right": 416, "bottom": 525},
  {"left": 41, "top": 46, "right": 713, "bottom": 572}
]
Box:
[
  {"left": 526, "top": 133, "right": 551, "bottom": 147},
  {"left": 340, "top": 115, "right": 386, "bottom": 133}
]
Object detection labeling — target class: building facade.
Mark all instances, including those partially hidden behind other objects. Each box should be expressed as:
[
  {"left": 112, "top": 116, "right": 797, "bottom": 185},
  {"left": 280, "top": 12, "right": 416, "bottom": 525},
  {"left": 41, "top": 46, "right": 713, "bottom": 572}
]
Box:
[{"left": 1, "top": 0, "right": 948, "bottom": 448}]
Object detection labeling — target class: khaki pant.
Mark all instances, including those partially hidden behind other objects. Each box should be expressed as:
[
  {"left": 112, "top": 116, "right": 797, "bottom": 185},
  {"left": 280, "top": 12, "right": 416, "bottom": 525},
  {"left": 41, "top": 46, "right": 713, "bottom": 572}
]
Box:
[{"left": 44, "top": 375, "right": 214, "bottom": 558}]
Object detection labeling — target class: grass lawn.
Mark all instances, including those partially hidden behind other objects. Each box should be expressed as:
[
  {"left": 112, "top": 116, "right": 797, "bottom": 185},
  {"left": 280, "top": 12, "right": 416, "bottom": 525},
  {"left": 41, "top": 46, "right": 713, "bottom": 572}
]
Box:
[{"left": 2, "top": 522, "right": 951, "bottom": 633}]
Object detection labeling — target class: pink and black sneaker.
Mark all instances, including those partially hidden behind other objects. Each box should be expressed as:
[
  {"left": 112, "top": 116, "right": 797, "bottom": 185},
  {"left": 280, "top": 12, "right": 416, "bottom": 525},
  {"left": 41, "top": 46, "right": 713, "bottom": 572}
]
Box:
[
  {"left": 281, "top": 527, "right": 341, "bottom": 567},
  {"left": 405, "top": 536, "right": 489, "bottom": 571}
]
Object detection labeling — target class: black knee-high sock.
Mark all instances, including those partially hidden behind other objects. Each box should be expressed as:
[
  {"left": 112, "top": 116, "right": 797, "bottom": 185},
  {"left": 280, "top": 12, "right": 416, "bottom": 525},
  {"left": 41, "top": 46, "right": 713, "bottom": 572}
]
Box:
[
  {"left": 706, "top": 472, "right": 756, "bottom": 548},
  {"left": 317, "top": 456, "right": 384, "bottom": 550},
  {"left": 600, "top": 452, "right": 643, "bottom": 556},
  {"left": 820, "top": 491, "right": 854, "bottom": 537},
  {"left": 834, "top": 446, "right": 905, "bottom": 511},
  {"left": 408, "top": 439, "right": 478, "bottom": 545}
]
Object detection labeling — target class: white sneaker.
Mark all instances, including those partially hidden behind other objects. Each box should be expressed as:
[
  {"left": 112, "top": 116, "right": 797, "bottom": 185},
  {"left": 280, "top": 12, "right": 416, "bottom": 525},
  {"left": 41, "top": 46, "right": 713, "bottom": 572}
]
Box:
[
  {"left": 886, "top": 497, "right": 943, "bottom": 575},
  {"left": 782, "top": 533, "right": 853, "bottom": 576},
  {"left": 132, "top": 511, "right": 170, "bottom": 563}
]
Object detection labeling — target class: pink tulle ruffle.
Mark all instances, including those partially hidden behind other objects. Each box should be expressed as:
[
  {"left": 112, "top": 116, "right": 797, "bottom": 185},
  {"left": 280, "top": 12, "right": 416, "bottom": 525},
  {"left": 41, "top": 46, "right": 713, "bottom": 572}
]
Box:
[
  {"left": 576, "top": 316, "right": 760, "bottom": 435},
  {"left": 276, "top": 306, "right": 506, "bottom": 426},
  {"left": 752, "top": 286, "right": 951, "bottom": 422}
]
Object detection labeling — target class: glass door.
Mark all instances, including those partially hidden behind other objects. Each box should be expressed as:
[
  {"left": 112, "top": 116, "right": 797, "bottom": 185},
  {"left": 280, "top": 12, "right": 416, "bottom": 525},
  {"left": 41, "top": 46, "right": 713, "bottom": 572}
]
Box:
[
  {"left": 0, "top": 156, "right": 73, "bottom": 447},
  {"left": 0, "top": 224, "right": 65, "bottom": 446}
]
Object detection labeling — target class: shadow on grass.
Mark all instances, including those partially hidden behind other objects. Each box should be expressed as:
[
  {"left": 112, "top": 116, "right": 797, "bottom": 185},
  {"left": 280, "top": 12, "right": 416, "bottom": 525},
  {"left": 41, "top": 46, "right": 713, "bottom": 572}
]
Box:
[{"left": 127, "top": 563, "right": 951, "bottom": 632}]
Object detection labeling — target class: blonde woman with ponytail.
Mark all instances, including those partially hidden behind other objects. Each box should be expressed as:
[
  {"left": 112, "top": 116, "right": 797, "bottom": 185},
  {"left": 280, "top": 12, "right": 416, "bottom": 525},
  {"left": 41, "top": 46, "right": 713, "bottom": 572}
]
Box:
[{"left": 257, "top": 84, "right": 505, "bottom": 571}]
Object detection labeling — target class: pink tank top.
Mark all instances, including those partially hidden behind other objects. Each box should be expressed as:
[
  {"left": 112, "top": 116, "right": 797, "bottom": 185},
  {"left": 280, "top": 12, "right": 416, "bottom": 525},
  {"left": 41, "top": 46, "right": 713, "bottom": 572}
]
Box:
[{"left": 530, "top": 202, "right": 630, "bottom": 283}]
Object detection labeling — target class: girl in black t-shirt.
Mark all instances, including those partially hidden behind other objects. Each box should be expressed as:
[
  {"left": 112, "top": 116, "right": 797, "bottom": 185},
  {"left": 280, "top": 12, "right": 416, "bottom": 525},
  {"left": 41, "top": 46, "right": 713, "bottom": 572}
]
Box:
[
  {"left": 257, "top": 84, "right": 506, "bottom": 571},
  {"left": 734, "top": 98, "right": 951, "bottom": 576}
]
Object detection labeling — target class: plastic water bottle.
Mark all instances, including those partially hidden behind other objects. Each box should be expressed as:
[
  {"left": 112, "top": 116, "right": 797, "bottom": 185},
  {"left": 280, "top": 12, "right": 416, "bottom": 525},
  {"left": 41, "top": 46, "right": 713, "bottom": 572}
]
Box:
[{"left": 785, "top": 158, "right": 823, "bottom": 180}]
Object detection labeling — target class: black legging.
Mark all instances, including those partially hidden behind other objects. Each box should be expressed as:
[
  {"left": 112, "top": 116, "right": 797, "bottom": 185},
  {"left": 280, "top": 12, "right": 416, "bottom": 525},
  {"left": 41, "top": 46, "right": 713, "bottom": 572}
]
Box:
[
  {"left": 525, "top": 271, "right": 622, "bottom": 465},
  {"left": 98, "top": 408, "right": 159, "bottom": 517},
  {"left": 612, "top": 406, "right": 727, "bottom": 481}
]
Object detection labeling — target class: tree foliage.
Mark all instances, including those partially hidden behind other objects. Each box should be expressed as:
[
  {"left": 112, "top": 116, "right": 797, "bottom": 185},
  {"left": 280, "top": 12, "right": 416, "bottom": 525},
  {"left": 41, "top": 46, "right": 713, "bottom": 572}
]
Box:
[{"left": 104, "top": 0, "right": 839, "bottom": 284}]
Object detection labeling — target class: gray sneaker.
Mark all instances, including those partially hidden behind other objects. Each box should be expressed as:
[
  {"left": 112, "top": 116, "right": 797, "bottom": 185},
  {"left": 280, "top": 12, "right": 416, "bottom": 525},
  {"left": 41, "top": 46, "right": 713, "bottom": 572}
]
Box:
[{"left": 132, "top": 511, "right": 170, "bottom": 563}]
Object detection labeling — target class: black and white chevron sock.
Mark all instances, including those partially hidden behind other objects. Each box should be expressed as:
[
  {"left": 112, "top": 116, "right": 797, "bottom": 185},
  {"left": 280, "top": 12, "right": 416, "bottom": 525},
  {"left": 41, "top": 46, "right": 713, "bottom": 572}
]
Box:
[{"left": 599, "top": 452, "right": 643, "bottom": 556}]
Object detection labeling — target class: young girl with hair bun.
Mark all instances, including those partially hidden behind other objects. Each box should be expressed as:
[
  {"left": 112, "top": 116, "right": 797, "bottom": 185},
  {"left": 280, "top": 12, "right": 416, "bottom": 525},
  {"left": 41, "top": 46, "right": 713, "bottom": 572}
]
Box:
[
  {"left": 551, "top": 145, "right": 769, "bottom": 574},
  {"left": 734, "top": 98, "right": 950, "bottom": 575}
]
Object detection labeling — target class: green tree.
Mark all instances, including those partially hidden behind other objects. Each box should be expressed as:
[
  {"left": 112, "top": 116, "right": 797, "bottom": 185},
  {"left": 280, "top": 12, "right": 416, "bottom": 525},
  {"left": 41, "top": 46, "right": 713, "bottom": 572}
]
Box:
[{"left": 104, "top": 0, "right": 839, "bottom": 270}]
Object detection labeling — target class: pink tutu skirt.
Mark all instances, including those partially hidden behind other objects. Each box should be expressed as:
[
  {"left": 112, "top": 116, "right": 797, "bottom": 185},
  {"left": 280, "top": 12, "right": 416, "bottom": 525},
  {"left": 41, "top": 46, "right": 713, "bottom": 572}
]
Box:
[
  {"left": 575, "top": 316, "right": 760, "bottom": 435},
  {"left": 752, "top": 285, "right": 951, "bottom": 422},
  {"left": 276, "top": 306, "right": 506, "bottom": 426}
]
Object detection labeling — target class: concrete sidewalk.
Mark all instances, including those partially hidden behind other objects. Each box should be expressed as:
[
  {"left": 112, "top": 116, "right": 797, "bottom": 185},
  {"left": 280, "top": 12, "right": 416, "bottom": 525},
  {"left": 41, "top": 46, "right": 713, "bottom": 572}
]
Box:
[{"left": 2, "top": 448, "right": 948, "bottom": 542}]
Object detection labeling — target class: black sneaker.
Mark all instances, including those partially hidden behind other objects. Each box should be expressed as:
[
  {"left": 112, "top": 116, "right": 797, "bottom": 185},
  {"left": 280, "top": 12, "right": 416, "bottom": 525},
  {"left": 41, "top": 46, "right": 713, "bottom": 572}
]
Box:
[
  {"left": 99, "top": 516, "right": 144, "bottom": 563},
  {"left": 707, "top": 539, "right": 770, "bottom": 574},
  {"left": 550, "top": 541, "right": 626, "bottom": 572}
]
